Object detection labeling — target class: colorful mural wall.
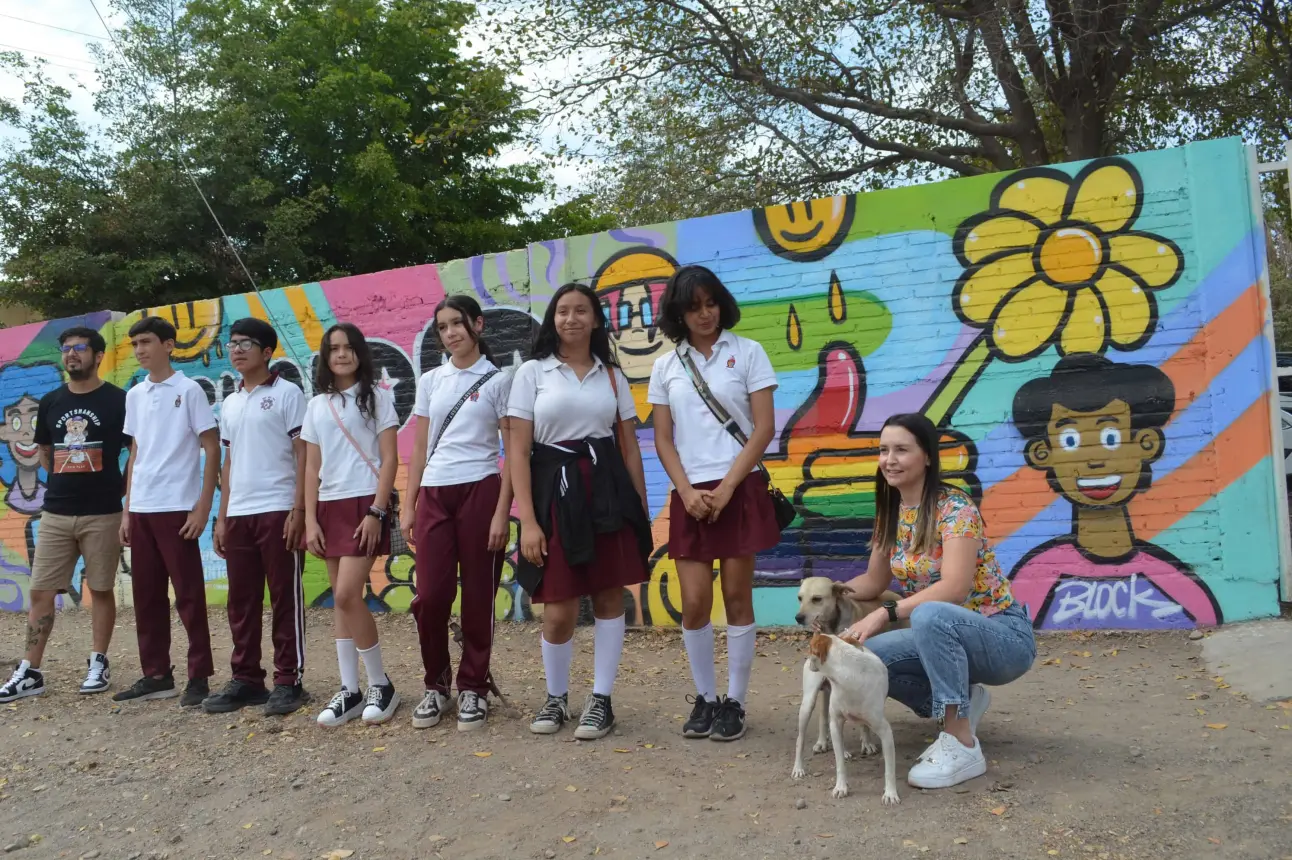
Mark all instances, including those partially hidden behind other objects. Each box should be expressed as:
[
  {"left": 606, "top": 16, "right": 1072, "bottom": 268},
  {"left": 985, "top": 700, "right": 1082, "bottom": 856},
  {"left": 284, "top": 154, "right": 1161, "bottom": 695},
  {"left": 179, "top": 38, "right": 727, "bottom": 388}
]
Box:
[{"left": 0, "top": 137, "right": 1284, "bottom": 629}]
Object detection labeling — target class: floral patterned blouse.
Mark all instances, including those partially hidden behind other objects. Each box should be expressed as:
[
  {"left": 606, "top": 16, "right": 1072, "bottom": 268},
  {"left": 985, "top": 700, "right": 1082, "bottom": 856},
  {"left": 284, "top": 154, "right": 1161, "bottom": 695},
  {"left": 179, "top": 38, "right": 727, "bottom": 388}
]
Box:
[{"left": 890, "top": 486, "right": 1014, "bottom": 616}]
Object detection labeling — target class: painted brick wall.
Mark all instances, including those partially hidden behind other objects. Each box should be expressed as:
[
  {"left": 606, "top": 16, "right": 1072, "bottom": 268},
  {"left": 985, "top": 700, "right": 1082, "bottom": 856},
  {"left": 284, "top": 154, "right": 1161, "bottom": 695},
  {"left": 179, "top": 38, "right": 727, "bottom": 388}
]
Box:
[{"left": 0, "top": 137, "right": 1284, "bottom": 629}]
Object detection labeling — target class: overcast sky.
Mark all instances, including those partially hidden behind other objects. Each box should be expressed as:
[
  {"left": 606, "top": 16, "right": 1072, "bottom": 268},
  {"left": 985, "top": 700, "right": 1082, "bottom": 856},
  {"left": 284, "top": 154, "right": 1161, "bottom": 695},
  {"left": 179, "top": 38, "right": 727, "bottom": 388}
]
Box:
[{"left": 0, "top": 0, "right": 584, "bottom": 211}]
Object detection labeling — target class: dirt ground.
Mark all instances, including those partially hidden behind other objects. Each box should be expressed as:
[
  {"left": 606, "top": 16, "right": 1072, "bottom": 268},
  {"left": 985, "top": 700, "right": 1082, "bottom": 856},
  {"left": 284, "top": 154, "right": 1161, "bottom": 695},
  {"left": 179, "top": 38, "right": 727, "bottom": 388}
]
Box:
[{"left": 0, "top": 609, "right": 1289, "bottom": 860}]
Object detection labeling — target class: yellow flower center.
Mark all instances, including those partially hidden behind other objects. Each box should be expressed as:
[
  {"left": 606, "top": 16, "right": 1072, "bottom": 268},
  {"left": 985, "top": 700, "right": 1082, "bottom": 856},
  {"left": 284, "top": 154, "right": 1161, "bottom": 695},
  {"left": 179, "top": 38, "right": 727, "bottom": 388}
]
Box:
[{"left": 1039, "top": 227, "right": 1102, "bottom": 285}]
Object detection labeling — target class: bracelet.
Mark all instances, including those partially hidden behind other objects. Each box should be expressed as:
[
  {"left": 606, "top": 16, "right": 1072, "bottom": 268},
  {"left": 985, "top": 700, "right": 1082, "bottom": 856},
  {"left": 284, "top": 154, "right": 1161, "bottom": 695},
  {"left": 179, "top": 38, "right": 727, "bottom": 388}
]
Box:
[{"left": 367, "top": 506, "right": 387, "bottom": 521}]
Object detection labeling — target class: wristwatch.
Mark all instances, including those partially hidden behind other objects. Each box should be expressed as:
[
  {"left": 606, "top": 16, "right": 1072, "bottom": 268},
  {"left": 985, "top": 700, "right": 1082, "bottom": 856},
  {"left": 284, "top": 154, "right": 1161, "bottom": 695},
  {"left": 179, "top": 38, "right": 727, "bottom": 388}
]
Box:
[{"left": 883, "top": 600, "right": 899, "bottom": 623}]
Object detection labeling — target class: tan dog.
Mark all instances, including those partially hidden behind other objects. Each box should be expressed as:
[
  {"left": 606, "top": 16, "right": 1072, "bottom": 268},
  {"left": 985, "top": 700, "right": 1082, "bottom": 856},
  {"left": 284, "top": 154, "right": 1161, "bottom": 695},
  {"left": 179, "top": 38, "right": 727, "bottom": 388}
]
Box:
[
  {"left": 795, "top": 633, "right": 899, "bottom": 804},
  {"left": 793, "top": 577, "right": 907, "bottom": 759}
]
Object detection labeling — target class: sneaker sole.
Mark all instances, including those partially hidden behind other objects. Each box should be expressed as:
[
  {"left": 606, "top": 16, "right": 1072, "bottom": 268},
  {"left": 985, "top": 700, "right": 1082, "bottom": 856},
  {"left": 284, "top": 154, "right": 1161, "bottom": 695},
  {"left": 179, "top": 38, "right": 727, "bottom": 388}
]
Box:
[
  {"left": 457, "top": 717, "right": 487, "bottom": 732},
  {"left": 573, "top": 722, "right": 615, "bottom": 741},
  {"left": 362, "top": 692, "right": 401, "bottom": 725},
  {"left": 78, "top": 685, "right": 110, "bottom": 695},
  {"left": 115, "top": 689, "right": 180, "bottom": 703},
  {"left": 529, "top": 721, "right": 564, "bottom": 735},
  {"left": 411, "top": 713, "right": 444, "bottom": 729},
  {"left": 0, "top": 687, "right": 45, "bottom": 703},
  {"left": 316, "top": 707, "right": 363, "bottom": 727},
  {"left": 682, "top": 727, "right": 712, "bottom": 739},
  {"left": 907, "top": 757, "right": 987, "bottom": 789},
  {"left": 203, "top": 697, "right": 270, "bottom": 714},
  {"left": 710, "top": 727, "right": 746, "bottom": 742}
]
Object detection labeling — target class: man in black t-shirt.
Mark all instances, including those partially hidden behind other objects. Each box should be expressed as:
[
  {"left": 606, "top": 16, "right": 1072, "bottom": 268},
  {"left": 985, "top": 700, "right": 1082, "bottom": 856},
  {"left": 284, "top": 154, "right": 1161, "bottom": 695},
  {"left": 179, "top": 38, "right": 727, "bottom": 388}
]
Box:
[{"left": 0, "top": 326, "right": 129, "bottom": 703}]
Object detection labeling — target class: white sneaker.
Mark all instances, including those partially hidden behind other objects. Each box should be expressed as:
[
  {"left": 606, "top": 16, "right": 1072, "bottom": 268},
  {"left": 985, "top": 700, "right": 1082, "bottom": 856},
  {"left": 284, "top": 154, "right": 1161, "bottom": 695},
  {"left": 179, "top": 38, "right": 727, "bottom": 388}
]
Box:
[
  {"left": 967, "top": 683, "right": 990, "bottom": 736},
  {"left": 361, "top": 682, "right": 400, "bottom": 725},
  {"left": 907, "top": 731, "right": 987, "bottom": 789},
  {"left": 316, "top": 689, "right": 364, "bottom": 727},
  {"left": 411, "top": 690, "right": 449, "bottom": 729},
  {"left": 456, "top": 690, "right": 488, "bottom": 732},
  {"left": 80, "top": 654, "right": 111, "bottom": 694},
  {"left": 0, "top": 661, "right": 44, "bottom": 703}
]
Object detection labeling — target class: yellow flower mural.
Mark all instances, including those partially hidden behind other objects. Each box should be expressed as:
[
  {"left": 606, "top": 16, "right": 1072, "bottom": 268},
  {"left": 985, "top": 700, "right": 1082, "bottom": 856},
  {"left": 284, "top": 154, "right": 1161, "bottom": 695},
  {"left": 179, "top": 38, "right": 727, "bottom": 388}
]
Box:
[{"left": 951, "top": 159, "right": 1184, "bottom": 361}]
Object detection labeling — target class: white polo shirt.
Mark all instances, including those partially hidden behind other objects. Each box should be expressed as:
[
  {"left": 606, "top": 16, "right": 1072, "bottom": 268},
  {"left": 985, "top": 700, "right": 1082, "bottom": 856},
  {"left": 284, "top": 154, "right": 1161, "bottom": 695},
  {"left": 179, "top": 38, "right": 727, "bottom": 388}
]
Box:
[
  {"left": 221, "top": 374, "right": 307, "bottom": 516},
  {"left": 299, "top": 385, "right": 400, "bottom": 502},
  {"left": 413, "top": 356, "right": 512, "bottom": 488},
  {"left": 125, "top": 371, "right": 219, "bottom": 513},
  {"left": 647, "top": 331, "right": 778, "bottom": 485},
  {"left": 507, "top": 356, "right": 635, "bottom": 446}
]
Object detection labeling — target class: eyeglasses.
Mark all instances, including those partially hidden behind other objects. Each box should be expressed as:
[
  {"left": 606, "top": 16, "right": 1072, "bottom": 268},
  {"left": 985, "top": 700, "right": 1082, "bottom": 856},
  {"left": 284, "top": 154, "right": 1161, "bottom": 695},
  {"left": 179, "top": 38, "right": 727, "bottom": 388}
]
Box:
[
  {"left": 59, "top": 344, "right": 91, "bottom": 354},
  {"left": 225, "top": 339, "right": 262, "bottom": 353}
]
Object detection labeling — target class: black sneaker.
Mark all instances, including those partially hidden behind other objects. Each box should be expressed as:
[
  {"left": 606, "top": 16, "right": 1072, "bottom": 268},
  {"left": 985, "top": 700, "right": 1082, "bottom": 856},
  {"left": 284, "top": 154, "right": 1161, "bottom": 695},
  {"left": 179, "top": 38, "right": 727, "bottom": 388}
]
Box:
[
  {"left": 361, "top": 682, "right": 400, "bottom": 725},
  {"left": 710, "top": 696, "right": 746, "bottom": 741},
  {"left": 79, "top": 654, "right": 110, "bottom": 694},
  {"left": 573, "top": 693, "right": 615, "bottom": 740},
  {"left": 113, "top": 669, "right": 180, "bottom": 703},
  {"left": 202, "top": 679, "right": 270, "bottom": 714},
  {"left": 682, "top": 693, "right": 717, "bottom": 738},
  {"left": 456, "top": 690, "right": 487, "bottom": 732},
  {"left": 316, "top": 688, "right": 364, "bottom": 727},
  {"left": 529, "top": 693, "right": 570, "bottom": 735},
  {"left": 0, "top": 662, "right": 45, "bottom": 703},
  {"left": 180, "top": 677, "right": 210, "bottom": 708},
  {"left": 264, "top": 683, "right": 310, "bottom": 716}
]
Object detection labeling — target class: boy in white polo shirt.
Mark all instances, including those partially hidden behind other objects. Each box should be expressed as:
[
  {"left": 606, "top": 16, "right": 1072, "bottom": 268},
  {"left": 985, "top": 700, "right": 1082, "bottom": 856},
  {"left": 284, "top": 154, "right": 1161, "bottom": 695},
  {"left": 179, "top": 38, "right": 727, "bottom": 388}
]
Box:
[
  {"left": 114, "top": 316, "right": 221, "bottom": 707},
  {"left": 205, "top": 318, "right": 310, "bottom": 716}
]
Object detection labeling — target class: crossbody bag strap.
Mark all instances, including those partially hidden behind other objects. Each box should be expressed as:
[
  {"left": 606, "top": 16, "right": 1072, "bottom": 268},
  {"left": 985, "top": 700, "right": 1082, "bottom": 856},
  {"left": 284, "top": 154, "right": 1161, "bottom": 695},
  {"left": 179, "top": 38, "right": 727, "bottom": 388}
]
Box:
[
  {"left": 605, "top": 365, "right": 632, "bottom": 455},
  {"left": 427, "top": 369, "right": 500, "bottom": 465},
  {"left": 326, "top": 394, "right": 381, "bottom": 480},
  {"left": 676, "top": 347, "right": 771, "bottom": 479}
]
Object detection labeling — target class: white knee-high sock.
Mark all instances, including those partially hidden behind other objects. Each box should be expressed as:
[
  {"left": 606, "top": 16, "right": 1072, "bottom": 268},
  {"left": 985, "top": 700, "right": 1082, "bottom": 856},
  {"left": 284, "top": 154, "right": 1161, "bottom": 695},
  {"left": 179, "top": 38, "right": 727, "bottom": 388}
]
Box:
[
  {"left": 335, "top": 639, "right": 360, "bottom": 693},
  {"left": 357, "top": 642, "right": 389, "bottom": 688},
  {"left": 541, "top": 636, "right": 573, "bottom": 697},
  {"left": 682, "top": 623, "right": 717, "bottom": 700},
  {"left": 726, "top": 623, "right": 757, "bottom": 705},
  {"left": 592, "top": 614, "right": 626, "bottom": 697}
]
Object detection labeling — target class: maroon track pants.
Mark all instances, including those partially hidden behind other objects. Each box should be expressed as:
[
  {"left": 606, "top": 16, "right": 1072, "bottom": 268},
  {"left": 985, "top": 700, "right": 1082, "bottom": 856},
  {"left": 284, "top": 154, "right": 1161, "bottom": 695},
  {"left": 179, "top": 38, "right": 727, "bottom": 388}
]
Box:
[
  {"left": 411, "top": 475, "right": 504, "bottom": 696},
  {"left": 225, "top": 510, "right": 306, "bottom": 688},
  {"left": 129, "top": 511, "right": 214, "bottom": 680}
]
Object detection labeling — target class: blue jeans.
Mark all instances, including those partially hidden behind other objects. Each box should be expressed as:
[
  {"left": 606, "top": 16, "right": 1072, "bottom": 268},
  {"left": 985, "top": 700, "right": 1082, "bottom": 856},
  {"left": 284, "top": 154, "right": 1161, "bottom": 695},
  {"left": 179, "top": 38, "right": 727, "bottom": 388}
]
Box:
[{"left": 866, "top": 601, "right": 1037, "bottom": 721}]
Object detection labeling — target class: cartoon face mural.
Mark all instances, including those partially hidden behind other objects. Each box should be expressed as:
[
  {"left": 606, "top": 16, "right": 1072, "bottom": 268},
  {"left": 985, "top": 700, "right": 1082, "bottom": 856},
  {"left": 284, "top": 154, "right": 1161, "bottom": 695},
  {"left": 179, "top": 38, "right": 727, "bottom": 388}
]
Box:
[
  {"left": 593, "top": 248, "right": 678, "bottom": 383},
  {"left": 754, "top": 195, "right": 857, "bottom": 262},
  {"left": 0, "top": 363, "right": 63, "bottom": 515},
  {"left": 0, "top": 139, "right": 1282, "bottom": 632},
  {"left": 1007, "top": 354, "right": 1221, "bottom": 629}
]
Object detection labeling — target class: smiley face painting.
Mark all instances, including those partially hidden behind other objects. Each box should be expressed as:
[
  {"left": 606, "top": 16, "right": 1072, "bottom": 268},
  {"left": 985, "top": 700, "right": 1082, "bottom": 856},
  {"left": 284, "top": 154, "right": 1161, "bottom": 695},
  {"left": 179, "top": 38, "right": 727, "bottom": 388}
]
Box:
[
  {"left": 754, "top": 195, "right": 857, "bottom": 262},
  {"left": 593, "top": 247, "right": 678, "bottom": 388},
  {"left": 1008, "top": 353, "right": 1221, "bottom": 629}
]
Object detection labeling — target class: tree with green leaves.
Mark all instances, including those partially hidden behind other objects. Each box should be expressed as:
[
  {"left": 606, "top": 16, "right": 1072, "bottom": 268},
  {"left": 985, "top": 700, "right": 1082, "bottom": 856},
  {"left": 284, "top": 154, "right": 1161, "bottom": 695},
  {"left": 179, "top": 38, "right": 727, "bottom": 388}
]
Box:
[
  {"left": 508, "top": 0, "right": 1292, "bottom": 208},
  {"left": 0, "top": 0, "right": 607, "bottom": 318}
]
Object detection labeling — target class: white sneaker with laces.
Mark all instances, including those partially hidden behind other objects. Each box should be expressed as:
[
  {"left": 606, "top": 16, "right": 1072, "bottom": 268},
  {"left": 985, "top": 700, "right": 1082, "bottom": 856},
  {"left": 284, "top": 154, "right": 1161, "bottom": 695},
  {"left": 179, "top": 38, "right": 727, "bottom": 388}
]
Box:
[
  {"left": 456, "top": 690, "right": 487, "bottom": 732},
  {"left": 411, "top": 690, "right": 449, "bottom": 729},
  {"left": 0, "top": 661, "right": 44, "bottom": 703},
  {"left": 907, "top": 731, "right": 987, "bottom": 789}
]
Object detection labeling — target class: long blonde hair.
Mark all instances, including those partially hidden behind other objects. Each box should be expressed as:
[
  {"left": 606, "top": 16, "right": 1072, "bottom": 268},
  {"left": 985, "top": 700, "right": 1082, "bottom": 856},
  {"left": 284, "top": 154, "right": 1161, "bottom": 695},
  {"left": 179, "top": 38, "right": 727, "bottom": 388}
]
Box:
[{"left": 871, "top": 413, "right": 944, "bottom": 557}]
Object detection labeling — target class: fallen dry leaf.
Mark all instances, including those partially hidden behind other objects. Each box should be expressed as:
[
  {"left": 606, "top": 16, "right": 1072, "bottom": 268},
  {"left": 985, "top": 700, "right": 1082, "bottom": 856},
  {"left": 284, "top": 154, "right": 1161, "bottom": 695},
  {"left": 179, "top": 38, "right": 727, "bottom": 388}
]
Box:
[
  {"left": 325, "top": 851, "right": 354, "bottom": 860},
  {"left": 565, "top": 785, "right": 578, "bottom": 792},
  {"left": 1205, "top": 723, "right": 1228, "bottom": 730},
  {"left": 990, "top": 806, "right": 1006, "bottom": 815},
  {"left": 1208, "top": 838, "right": 1222, "bottom": 845},
  {"left": 473, "top": 751, "right": 492, "bottom": 758},
  {"left": 654, "top": 841, "right": 669, "bottom": 849},
  {"left": 372, "top": 747, "right": 386, "bottom": 753},
  {"left": 644, "top": 744, "right": 655, "bottom": 749},
  {"left": 563, "top": 836, "right": 577, "bottom": 844},
  {"left": 816, "top": 834, "right": 834, "bottom": 839},
  {"left": 954, "top": 837, "right": 969, "bottom": 845},
  {"left": 613, "top": 748, "right": 632, "bottom": 753}
]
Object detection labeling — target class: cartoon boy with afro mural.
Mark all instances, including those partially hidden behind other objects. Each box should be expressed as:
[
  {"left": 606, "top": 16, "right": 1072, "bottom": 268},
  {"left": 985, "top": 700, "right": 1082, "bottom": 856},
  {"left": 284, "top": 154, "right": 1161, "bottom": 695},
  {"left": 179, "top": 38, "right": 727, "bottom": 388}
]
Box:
[{"left": 1009, "top": 354, "right": 1221, "bottom": 630}]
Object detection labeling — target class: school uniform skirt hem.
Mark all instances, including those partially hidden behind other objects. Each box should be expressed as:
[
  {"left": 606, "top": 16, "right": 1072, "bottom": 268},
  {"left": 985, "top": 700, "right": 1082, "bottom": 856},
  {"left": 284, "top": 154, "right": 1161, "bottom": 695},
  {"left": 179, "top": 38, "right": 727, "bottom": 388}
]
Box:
[
  {"left": 668, "top": 471, "right": 781, "bottom": 561},
  {"left": 315, "top": 494, "right": 391, "bottom": 559}
]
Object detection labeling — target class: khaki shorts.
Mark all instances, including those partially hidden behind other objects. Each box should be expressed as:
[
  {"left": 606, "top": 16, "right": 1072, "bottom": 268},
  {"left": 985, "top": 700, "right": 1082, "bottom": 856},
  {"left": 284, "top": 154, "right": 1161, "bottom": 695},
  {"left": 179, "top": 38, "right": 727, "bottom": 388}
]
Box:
[{"left": 30, "top": 512, "right": 123, "bottom": 594}]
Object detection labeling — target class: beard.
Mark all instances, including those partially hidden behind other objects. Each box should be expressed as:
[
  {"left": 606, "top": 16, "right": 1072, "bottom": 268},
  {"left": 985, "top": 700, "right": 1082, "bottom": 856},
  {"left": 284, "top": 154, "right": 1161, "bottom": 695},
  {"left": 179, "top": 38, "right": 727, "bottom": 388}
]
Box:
[{"left": 66, "top": 364, "right": 94, "bottom": 381}]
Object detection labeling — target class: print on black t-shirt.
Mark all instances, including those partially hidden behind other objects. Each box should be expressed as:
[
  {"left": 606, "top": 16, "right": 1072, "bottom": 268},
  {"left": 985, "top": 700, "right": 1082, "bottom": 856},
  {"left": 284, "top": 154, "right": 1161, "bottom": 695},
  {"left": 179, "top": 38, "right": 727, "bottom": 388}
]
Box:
[{"left": 34, "top": 383, "right": 129, "bottom": 517}]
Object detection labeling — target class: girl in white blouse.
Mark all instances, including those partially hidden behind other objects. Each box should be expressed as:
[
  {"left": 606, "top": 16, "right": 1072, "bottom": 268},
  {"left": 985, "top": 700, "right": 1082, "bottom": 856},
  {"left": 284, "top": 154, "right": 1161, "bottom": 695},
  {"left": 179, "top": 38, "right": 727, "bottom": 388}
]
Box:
[
  {"left": 648, "top": 265, "right": 781, "bottom": 743},
  {"left": 403, "top": 295, "right": 513, "bottom": 732},
  {"left": 507, "top": 283, "right": 652, "bottom": 740},
  {"left": 300, "top": 323, "right": 401, "bottom": 728}
]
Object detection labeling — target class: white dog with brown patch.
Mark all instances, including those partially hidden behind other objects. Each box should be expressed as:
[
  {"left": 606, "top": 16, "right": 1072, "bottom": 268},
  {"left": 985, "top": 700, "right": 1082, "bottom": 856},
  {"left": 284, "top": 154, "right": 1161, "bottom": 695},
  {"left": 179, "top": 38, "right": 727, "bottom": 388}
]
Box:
[
  {"left": 792, "top": 632, "right": 900, "bottom": 805},
  {"left": 793, "top": 576, "right": 906, "bottom": 759}
]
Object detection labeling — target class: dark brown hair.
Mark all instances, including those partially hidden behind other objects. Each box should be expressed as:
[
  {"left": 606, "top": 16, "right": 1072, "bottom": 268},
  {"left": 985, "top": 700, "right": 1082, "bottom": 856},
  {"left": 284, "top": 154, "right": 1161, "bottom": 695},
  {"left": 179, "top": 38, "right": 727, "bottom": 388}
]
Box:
[
  {"left": 658, "top": 265, "right": 741, "bottom": 343},
  {"left": 871, "top": 412, "right": 944, "bottom": 556}
]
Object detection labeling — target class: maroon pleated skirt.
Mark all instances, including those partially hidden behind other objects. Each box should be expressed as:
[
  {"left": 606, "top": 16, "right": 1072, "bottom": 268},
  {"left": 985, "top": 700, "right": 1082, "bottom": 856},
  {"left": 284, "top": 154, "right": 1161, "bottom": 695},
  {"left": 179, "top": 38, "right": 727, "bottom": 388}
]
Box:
[
  {"left": 668, "top": 471, "right": 782, "bottom": 561},
  {"left": 531, "top": 452, "right": 649, "bottom": 604},
  {"left": 316, "top": 494, "right": 391, "bottom": 559}
]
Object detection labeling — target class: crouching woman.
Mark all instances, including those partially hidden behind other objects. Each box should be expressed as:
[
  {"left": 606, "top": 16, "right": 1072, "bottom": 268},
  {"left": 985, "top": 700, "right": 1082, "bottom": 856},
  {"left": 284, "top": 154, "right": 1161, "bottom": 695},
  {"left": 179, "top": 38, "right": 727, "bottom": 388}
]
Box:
[{"left": 842, "top": 412, "right": 1036, "bottom": 790}]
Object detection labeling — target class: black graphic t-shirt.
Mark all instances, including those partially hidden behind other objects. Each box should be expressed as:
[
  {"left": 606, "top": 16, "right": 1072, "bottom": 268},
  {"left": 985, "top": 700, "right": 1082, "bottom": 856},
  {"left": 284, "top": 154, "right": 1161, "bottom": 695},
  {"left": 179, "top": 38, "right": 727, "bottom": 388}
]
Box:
[{"left": 34, "top": 382, "right": 129, "bottom": 516}]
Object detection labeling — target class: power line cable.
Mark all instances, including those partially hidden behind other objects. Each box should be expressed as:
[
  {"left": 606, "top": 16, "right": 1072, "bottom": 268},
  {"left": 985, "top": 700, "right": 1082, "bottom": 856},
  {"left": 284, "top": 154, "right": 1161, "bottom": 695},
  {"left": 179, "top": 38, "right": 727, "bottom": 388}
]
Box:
[
  {"left": 86, "top": 0, "right": 314, "bottom": 374},
  {"left": 0, "top": 42, "right": 96, "bottom": 69},
  {"left": 0, "top": 13, "right": 109, "bottom": 41}
]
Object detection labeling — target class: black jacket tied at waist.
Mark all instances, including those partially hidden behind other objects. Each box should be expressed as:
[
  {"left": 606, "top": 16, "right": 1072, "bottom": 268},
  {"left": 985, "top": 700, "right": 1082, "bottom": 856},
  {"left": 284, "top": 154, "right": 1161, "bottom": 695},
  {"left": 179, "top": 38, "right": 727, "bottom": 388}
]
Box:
[{"left": 515, "top": 436, "right": 652, "bottom": 596}]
